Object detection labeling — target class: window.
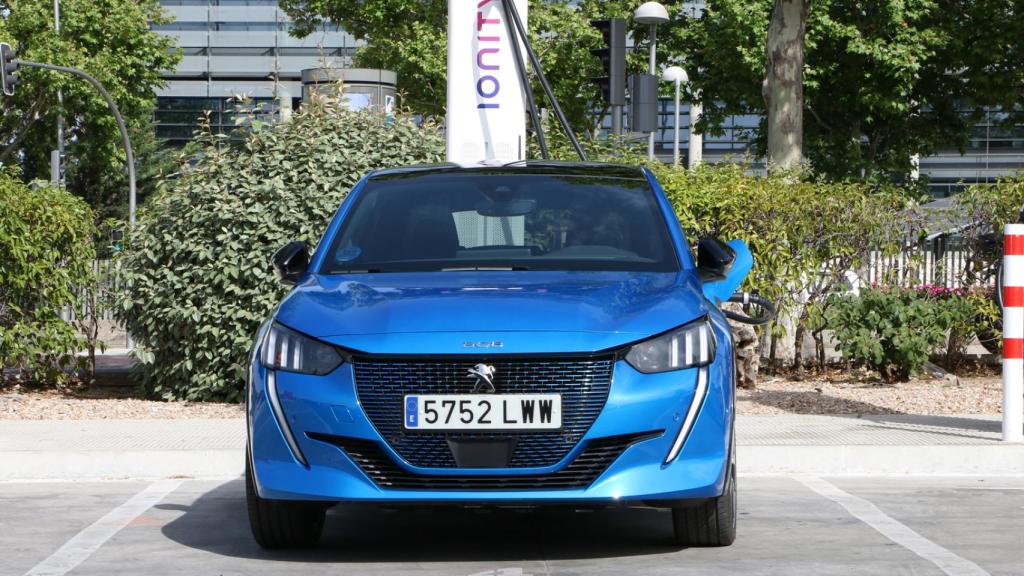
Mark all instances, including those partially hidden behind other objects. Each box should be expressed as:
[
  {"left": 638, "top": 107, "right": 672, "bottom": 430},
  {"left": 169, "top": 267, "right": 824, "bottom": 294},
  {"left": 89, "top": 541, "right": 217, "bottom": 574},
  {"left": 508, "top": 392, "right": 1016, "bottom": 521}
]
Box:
[{"left": 322, "top": 172, "right": 680, "bottom": 273}]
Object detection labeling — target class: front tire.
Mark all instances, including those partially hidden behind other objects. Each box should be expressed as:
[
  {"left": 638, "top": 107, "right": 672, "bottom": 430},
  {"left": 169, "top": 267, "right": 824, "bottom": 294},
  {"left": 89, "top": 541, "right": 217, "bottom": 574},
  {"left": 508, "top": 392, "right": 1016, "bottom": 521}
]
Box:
[
  {"left": 246, "top": 455, "right": 326, "bottom": 549},
  {"left": 671, "top": 461, "right": 736, "bottom": 547}
]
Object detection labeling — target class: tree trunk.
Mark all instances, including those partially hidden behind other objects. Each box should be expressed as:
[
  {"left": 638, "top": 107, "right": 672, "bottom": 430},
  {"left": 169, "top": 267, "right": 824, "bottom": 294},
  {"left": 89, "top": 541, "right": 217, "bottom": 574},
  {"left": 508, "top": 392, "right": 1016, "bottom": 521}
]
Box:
[
  {"left": 763, "top": 0, "right": 808, "bottom": 171},
  {"left": 791, "top": 307, "right": 808, "bottom": 373},
  {"left": 813, "top": 328, "right": 826, "bottom": 371}
]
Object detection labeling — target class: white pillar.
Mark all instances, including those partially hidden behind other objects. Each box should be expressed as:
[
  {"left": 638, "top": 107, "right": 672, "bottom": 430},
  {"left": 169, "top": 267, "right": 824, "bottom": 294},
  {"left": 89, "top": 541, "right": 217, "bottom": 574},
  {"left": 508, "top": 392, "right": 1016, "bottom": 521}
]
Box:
[
  {"left": 688, "top": 100, "right": 703, "bottom": 169},
  {"left": 446, "top": 0, "right": 529, "bottom": 163}
]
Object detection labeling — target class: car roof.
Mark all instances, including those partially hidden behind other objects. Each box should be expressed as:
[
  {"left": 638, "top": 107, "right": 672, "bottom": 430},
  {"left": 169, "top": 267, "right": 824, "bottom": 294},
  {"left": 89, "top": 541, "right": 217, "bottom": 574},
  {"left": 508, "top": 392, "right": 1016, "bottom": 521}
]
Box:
[{"left": 367, "top": 161, "right": 647, "bottom": 181}]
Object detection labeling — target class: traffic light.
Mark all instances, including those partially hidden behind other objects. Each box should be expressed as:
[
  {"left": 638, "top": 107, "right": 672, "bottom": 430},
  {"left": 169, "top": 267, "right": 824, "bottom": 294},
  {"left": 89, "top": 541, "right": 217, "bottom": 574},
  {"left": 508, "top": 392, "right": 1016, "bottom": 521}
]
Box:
[
  {"left": 589, "top": 19, "right": 626, "bottom": 107},
  {"left": 1, "top": 43, "right": 18, "bottom": 97}
]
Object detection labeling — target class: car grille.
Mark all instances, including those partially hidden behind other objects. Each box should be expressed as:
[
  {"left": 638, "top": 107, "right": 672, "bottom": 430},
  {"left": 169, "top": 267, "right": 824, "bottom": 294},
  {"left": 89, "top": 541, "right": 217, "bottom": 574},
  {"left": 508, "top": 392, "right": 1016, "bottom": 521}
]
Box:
[
  {"left": 352, "top": 356, "right": 615, "bottom": 469},
  {"left": 309, "top": 431, "right": 661, "bottom": 490}
]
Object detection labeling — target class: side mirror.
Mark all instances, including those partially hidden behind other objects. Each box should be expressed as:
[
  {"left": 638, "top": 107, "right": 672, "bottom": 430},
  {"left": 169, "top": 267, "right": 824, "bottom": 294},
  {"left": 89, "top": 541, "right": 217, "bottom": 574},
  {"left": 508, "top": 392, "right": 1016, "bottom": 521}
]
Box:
[
  {"left": 696, "top": 238, "right": 736, "bottom": 282},
  {"left": 272, "top": 241, "right": 310, "bottom": 285},
  {"left": 698, "top": 238, "right": 753, "bottom": 304}
]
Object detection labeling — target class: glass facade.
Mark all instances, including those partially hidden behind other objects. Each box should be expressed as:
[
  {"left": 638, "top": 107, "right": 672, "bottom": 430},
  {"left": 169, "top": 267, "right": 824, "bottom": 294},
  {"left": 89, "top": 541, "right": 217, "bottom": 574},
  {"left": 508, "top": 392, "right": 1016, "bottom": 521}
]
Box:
[
  {"left": 153, "top": 0, "right": 359, "bottom": 144},
  {"left": 618, "top": 99, "right": 1024, "bottom": 197}
]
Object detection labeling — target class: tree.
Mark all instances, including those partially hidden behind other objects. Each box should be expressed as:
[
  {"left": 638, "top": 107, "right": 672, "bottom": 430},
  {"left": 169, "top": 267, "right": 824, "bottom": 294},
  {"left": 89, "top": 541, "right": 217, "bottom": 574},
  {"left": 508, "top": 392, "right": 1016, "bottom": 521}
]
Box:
[
  {"left": 280, "top": 0, "right": 647, "bottom": 137},
  {"left": 763, "top": 0, "right": 807, "bottom": 170},
  {"left": 0, "top": 0, "right": 180, "bottom": 221},
  {"left": 115, "top": 99, "right": 447, "bottom": 401},
  {"left": 670, "top": 0, "right": 1014, "bottom": 181}
]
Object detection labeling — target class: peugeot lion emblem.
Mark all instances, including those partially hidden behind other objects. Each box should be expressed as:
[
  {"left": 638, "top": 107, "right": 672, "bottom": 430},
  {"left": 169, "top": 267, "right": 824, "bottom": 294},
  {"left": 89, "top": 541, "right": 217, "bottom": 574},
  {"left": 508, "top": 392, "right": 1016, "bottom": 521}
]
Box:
[{"left": 468, "top": 363, "right": 497, "bottom": 393}]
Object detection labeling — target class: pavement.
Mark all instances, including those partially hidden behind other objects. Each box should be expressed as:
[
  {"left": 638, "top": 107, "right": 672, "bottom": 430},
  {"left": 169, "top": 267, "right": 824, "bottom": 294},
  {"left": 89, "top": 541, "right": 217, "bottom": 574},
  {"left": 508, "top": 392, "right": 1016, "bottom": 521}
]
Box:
[
  {"left": 3, "top": 387, "right": 1023, "bottom": 574},
  {"left": 1, "top": 413, "right": 1022, "bottom": 481},
  {"left": 3, "top": 476, "right": 1022, "bottom": 575}
]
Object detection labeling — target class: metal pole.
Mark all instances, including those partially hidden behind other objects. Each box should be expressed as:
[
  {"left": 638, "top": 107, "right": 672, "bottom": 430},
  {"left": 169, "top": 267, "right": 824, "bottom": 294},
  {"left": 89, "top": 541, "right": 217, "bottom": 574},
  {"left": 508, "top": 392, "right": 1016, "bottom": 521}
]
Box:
[
  {"left": 504, "top": 0, "right": 587, "bottom": 161},
  {"left": 611, "top": 104, "right": 622, "bottom": 137},
  {"left": 50, "top": 150, "right": 61, "bottom": 184},
  {"left": 672, "top": 79, "right": 680, "bottom": 167},
  {"left": 500, "top": 0, "right": 548, "bottom": 159},
  {"left": 54, "top": 0, "right": 64, "bottom": 188},
  {"left": 17, "top": 60, "right": 136, "bottom": 227},
  {"left": 689, "top": 100, "right": 703, "bottom": 169},
  {"left": 647, "top": 24, "right": 657, "bottom": 161}
]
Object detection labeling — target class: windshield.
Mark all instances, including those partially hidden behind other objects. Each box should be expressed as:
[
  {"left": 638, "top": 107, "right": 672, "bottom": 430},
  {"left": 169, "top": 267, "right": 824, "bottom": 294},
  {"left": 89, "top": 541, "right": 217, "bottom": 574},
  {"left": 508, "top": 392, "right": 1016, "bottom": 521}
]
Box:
[{"left": 320, "top": 172, "right": 680, "bottom": 273}]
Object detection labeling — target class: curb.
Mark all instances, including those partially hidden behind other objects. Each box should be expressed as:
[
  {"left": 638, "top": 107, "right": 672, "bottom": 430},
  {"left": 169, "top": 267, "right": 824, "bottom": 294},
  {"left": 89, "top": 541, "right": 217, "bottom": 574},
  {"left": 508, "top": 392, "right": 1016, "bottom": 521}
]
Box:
[
  {"left": 737, "top": 444, "right": 1024, "bottom": 476},
  {"left": 3, "top": 444, "right": 1024, "bottom": 481},
  {"left": 0, "top": 450, "right": 243, "bottom": 482}
]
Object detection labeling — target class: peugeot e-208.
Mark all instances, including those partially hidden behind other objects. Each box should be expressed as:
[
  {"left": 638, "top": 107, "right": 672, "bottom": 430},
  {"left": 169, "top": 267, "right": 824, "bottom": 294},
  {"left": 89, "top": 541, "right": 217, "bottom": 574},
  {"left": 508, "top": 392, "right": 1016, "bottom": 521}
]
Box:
[{"left": 246, "top": 162, "right": 752, "bottom": 548}]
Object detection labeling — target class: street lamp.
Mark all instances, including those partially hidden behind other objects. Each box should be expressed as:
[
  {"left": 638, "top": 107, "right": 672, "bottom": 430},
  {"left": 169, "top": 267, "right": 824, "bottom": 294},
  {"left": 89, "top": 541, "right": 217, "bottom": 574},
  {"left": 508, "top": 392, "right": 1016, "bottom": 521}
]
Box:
[
  {"left": 634, "top": 2, "right": 669, "bottom": 161},
  {"left": 662, "top": 66, "right": 687, "bottom": 167}
]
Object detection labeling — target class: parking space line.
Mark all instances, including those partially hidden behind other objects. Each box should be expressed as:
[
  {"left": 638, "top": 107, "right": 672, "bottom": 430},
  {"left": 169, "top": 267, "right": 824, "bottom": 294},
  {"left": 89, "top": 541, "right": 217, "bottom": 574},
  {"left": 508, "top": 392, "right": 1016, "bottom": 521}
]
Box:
[
  {"left": 23, "top": 480, "right": 182, "bottom": 576},
  {"left": 797, "top": 476, "right": 990, "bottom": 576}
]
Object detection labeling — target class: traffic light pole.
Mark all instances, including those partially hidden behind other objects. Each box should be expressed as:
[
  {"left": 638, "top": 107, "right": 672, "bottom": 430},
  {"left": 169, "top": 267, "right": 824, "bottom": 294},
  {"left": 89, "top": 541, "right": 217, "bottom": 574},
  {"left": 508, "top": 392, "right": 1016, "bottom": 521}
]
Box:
[
  {"left": 611, "top": 105, "right": 623, "bottom": 136},
  {"left": 15, "top": 59, "right": 136, "bottom": 227}
]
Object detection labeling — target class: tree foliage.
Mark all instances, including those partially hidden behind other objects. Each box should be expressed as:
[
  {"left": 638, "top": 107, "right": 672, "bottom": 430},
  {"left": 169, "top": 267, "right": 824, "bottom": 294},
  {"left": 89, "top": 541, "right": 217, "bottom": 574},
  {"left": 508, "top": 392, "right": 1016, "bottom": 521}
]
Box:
[
  {"left": 0, "top": 0, "right": 180, "bottom": 221},
  {"left": 0, "top": 170, "right": 96, "bottom": 384},
  {"left": 671, "top": 0, "right": 1015, "bottom": 180},
  {"left": 115, "top": 99, "right": 446, "bottom": 402},
  {"left": 279, "top": 0, "right": 649, "bottom": 136}
]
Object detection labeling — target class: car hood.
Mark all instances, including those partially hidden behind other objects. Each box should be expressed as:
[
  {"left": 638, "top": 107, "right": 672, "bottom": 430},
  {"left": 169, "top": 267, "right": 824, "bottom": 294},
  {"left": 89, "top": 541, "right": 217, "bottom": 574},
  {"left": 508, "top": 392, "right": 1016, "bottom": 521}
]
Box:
[{"left": 274, "top": 271, "right": 709, "bottom": 354}]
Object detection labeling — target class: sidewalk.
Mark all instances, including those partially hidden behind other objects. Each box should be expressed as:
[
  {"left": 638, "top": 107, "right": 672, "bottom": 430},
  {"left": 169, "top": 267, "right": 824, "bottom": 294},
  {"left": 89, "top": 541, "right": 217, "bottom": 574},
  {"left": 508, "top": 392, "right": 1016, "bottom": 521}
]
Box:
[
  {"left": 738, "top": 413, "right": 1022, "bottom": 475},
  {"left": 0, "top": 414, "right": 1020, "bottom": 481}
]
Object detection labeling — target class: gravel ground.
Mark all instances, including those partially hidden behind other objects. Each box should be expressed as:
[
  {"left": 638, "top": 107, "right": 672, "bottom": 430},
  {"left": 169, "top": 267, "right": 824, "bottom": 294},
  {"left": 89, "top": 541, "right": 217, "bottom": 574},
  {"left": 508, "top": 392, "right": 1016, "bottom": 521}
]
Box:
[
  {"left": 0, "top": 373, "right": 1002, "bottom": 419},
  {"left": 0, "top": 389, "right": 243, "bottom": 420},
  {"left": 737, "top": 374, "right": 1002, "bottom": 415}
]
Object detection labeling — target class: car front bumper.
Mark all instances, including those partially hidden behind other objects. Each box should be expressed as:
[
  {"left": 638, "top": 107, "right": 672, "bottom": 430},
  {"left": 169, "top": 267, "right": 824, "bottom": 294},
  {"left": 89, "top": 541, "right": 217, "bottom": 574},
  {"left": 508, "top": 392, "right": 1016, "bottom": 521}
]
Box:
[{"left": 248, "top": 332, "right": 734, "bottom": 505}]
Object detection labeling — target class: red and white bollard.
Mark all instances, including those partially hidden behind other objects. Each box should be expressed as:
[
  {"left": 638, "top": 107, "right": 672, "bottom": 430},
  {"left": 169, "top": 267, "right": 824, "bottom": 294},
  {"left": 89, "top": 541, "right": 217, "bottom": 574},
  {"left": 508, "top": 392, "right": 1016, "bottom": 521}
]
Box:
[{"left": 1003, "top": 224, "right": 1024, "bottom": 442}]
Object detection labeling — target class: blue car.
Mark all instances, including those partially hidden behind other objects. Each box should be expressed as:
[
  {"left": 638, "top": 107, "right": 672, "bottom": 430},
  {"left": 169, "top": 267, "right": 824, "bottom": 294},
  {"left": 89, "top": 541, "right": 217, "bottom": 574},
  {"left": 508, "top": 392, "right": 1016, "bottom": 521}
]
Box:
[{"left": 246, "top": 162, "right": 753, "bottom": 548}]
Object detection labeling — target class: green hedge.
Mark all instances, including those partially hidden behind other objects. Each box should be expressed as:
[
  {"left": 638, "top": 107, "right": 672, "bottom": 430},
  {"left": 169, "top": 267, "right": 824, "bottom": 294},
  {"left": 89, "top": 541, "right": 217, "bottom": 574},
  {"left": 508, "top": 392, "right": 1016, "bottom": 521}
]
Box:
[
  {"left": 651, "top": 162, "right": 914, "bottom": 367},
  {"left": 119, "top": 111, "right": 1024, "bottom": 397},
  {"left": 115, "top": 99, "right": 446, "bottom": 402},
  {"left": 0, "top": 171, "right": 96, "bottom": 383}
]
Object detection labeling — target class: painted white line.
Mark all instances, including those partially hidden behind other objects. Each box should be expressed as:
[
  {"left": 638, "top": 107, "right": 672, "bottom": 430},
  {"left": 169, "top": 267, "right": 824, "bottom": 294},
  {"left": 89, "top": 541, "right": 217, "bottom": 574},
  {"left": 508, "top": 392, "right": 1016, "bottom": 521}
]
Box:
[
  {"left": 23, "top": 480, "right": 182, "bottom": 576},
  {"left": 797, "top": 476, "right": 990, "bottom": 576}
]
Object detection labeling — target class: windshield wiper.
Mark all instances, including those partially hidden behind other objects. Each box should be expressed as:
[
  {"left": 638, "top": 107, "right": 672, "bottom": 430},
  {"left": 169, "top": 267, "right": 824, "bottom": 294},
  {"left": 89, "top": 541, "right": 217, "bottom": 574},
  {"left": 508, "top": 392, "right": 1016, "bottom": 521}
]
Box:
[
  {"left": 330, "top": 268, "right": 384, "bottom": 274},
  {"left": 440, "top": 266, "right": 531, "bottom": 272}
]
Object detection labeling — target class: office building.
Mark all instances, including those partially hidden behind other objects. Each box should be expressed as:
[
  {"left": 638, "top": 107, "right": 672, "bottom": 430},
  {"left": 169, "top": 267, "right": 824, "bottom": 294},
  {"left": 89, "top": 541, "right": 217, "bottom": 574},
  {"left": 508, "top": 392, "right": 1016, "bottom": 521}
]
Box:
[{"left": 152, "top": 0, "right": 360, "bottom": 144}]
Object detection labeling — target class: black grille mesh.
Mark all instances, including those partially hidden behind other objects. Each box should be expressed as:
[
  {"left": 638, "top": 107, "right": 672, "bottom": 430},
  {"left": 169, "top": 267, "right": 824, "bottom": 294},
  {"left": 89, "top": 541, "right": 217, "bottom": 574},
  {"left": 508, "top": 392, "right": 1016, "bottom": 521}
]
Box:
[
  {"left": 352, "top": 356, "right": 615, "bottom": 468},
  {"left": 310, "top": 431, "right": 661, "bottom": 490}
]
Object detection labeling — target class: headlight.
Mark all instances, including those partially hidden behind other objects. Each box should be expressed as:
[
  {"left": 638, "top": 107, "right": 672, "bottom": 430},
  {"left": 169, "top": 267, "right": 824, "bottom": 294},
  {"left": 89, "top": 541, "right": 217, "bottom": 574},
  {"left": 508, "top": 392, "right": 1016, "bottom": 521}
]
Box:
[
  {"left": 625, "top": 318, "right": 716, "bottom": 373},
  {"left": 261, "top": 322, "right": 344, "bottom": 375}
]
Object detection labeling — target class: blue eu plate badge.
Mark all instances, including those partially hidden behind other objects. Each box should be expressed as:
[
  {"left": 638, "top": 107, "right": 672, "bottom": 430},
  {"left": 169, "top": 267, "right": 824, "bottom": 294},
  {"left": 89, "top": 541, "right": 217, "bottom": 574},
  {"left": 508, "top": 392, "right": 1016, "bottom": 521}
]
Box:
[{"left": 405, "top": 396, "right": 418, "bottom": 428}]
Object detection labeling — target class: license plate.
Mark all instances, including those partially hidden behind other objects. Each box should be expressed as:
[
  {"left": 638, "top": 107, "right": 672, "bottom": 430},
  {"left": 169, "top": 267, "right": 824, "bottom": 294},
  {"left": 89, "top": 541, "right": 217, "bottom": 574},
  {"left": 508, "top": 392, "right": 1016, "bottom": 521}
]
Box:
[{"left": 403, "top": 394, "right": 561, "bottom": 430}]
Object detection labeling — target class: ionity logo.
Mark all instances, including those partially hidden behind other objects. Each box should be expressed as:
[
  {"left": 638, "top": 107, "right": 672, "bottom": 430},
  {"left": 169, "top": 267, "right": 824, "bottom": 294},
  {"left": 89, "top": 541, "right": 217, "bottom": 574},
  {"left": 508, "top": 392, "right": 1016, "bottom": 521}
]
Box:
[{"left": 475, "top": 0, "right": 504, "bottom": 110}]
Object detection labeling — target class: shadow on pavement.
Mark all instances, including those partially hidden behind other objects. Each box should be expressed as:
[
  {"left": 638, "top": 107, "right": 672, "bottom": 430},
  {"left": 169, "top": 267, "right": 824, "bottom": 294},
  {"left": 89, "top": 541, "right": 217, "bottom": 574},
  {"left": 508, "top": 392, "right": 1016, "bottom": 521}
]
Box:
[
  {"left": 744, "top": 389, "right": 901, "bottom": 415},
  {"left": 861, "top": 414, "right": 1001, "bottom": 432},
  {"left": 159, "top": 478, "right": 679, "bottom": 562},
  {"left": 857, "top": 414, "right": 1002, "bottom": 442}
]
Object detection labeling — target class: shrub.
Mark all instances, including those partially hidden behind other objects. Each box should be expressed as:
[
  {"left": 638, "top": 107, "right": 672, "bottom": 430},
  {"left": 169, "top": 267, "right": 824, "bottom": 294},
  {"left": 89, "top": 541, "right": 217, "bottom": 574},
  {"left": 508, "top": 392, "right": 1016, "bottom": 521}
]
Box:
[
  {"left": 954, "top": 175, "right": 1024, "bottom": 286},
  {"left": 912, "top": 284, "right": 1000, "bottom": 370},
  {"left": 115, "top": 97, "right": 445, "bottom": 402},
  {"left": 827, "top": 286, "right": 953, "bottom": 382},
  {"left": 652, "top": 162, "right": 914, "bottom": 369},
  {"left": 0, "top": 171, "right": 97, "bottom": 384}
]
